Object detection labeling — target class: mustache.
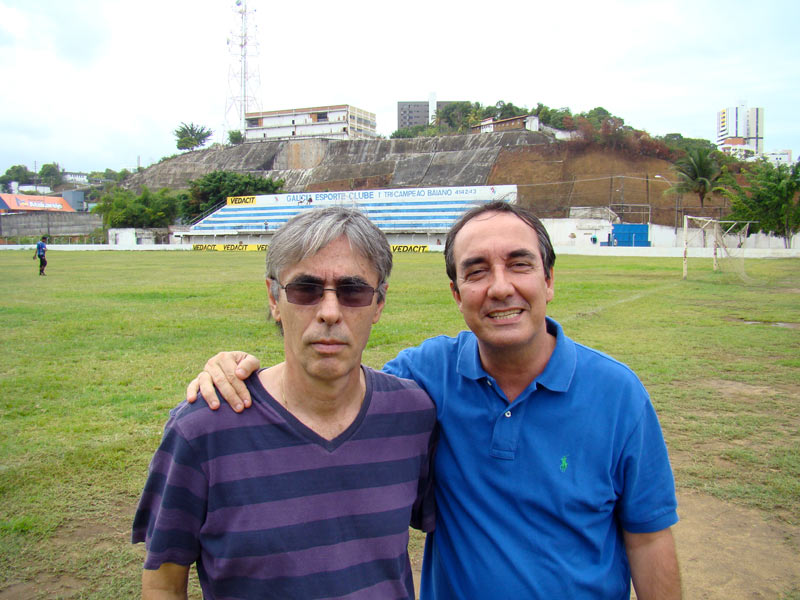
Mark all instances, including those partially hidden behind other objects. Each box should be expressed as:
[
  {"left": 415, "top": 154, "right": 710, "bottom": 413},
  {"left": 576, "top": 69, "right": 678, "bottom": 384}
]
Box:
[{"left": 303, "top": 328, "right": 349, "bottom": 345}]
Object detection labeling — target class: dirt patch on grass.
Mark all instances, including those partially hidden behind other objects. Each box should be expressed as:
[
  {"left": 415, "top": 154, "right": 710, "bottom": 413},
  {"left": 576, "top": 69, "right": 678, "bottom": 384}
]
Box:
[
  {"left": 673, "top": 490, "right": 800, "bottom": 599},
  {"left": 702, "top": 377, "right": 800, "bottom": 400},
  {"left": 3, "top": 493, "right": 799, "bottom": 599},
  {"left": 0, "top": 504, "right": 135, "bottom": 600},
  {"left": 0, "top": 575, "right": 85, "bottom": 600},
  {"left": 415, "top": 489, "right": 800, "bottom": 600}
]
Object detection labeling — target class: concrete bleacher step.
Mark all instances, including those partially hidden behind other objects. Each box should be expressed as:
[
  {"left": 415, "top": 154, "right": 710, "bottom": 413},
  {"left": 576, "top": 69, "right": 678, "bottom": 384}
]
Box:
[{"left": 190, "top": 187, "right": 517, "bottom": 233}]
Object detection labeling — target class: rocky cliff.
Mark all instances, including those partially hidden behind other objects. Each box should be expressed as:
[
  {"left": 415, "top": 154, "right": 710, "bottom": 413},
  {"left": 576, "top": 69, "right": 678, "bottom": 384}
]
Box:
[
  {"left": 124, "top": 131, "right": 553, "bottom": 192},
  {"left": 125, "top": 132, "right": 702, "bottom": 226}
]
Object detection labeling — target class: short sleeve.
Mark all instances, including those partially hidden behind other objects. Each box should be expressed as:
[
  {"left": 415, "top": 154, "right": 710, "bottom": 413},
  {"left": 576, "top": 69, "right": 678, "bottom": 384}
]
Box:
[
  {"left": 616, "top": 401, "right": 678, "bottom": 533},
  {"left": 410, "top": 424, "right": 437, "bottom": 533},
  {"left": 132, "top": 413, "right": 208, "bottom": 569},
  {"left": 383, "top": 350, "right": 416, "bottom": 381}
]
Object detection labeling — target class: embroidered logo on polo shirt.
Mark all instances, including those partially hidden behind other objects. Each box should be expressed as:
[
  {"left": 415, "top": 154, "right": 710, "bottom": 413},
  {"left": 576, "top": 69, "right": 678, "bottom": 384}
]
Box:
[{"left": 560, "top": 455, "right": 568, "bottom": 472}]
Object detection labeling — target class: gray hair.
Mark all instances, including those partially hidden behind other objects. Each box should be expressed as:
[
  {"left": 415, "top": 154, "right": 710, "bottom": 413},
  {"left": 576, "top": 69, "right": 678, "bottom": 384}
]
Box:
[
  {"left": 267, "top": 206, "right": 392, "bottom": 303},
  {"left": 444, "top": 201, "right": 555, "bottom": 291}
]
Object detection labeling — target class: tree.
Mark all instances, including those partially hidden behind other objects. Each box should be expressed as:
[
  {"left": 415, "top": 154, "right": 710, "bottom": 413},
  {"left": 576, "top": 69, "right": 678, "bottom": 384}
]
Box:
[
  {"left": 598, "top": 117, "right": 629, "bottom": 151},
  {"left": 434, "top": 101, "right": 475, "bottom": 131},
  {"left": 0, "top": 164, "right": 35, "bottom": 192},
  {"left": 390, "top": 124, "right": 429, "bottom": 139},
  {"left": 494, "top": 100, "right": 527, "bottom": 121},
  {"left": 2, "top": 164, "right": 35, "bottom": 184},
  {"left": 174, "top": 122, "right": 213, "bottom": 151},
  {"left": 577, "top": 107, "right": 613, "bottom": 130},
  {"left": 182, "top": 171, "right": 284, "bottom": 222},
  {"left": 92, "top": 186, "right": 180, "bottom": 228},
  {"left": 668, "top": 148, "right": 723, "bottom": 209},
  {"left": 228, "top": 130, "right": 244, "bottom": 145},
  {"left": 722, "top": 160, "right": 800, "bottom": 248},
  {"left": 39, "top": 163, "right": 63, "bottom": 189},
  {"left": 660, "top": 133, "right": 717, "bottom": 156}
]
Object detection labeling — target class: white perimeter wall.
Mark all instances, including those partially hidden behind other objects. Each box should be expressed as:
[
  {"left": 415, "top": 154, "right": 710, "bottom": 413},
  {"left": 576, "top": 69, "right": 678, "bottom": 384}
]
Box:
[{"left": 4, "top": 219, "right": 799, "bottom": 256}]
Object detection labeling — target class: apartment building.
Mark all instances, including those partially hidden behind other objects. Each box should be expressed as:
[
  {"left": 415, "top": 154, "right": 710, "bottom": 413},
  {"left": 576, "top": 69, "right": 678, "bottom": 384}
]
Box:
[
  {"left": 244, "top": 105, "right": 377, "bottom": 141},
  {"left": 716, "top": 104, "right": 764, "bottom": 155},
  {"left": 397, "top": 100, "right": 465, "bottom": 129}
]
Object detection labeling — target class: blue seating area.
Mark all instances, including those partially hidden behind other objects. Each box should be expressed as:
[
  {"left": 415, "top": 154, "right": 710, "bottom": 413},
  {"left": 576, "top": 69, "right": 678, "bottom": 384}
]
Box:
[
  {"left": 192, "top": 198, "right": 495, "bottom": 233},
  {"left": 600, "top": 223, "right": 651, "bottom": 247}
]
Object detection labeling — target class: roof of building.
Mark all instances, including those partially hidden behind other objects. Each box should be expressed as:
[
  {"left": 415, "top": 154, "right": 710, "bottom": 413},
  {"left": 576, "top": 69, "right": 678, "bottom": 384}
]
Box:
[{"left": 0, "top": 194, "right": 76, "bottom": 212}]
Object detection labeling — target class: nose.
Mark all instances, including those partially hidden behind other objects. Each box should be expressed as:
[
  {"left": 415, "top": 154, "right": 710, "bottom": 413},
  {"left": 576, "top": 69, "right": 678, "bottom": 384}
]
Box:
[
  {"left": 316, "top": 288, "right": 343, "bottom": 324},
  {"left": 487, "top": 266, "right": 514, "bottom": 299}
]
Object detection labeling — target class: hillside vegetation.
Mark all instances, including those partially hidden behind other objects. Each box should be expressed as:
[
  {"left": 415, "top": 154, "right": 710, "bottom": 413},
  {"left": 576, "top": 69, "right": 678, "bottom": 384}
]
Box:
[{"left": 124, "top": 131, "right": 730, "bottom": 226}]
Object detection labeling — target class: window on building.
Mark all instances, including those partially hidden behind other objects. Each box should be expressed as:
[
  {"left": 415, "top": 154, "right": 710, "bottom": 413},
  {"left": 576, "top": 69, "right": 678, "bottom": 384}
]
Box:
[{"left": 315, "top": 112, "right": 328, "bottom": 122}]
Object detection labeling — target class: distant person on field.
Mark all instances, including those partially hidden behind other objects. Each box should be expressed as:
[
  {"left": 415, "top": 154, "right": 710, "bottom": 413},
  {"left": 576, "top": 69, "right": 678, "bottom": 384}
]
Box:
[
  {"left": 189, "top": 201, "right": 682, "bottom": 599},
  {"left": 33, "top": 236, "right": 47, "bottom": 275},
  {"left": 132, "top": 206, "right": 435, "bottom": 599}
]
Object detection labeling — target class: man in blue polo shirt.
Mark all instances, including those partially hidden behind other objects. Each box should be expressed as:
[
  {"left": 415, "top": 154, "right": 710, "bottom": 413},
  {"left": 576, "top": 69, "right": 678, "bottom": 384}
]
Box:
[
  {"left": 189, "top": 201, "right": 681, "bottom": 598},
  {"left": 33, "top": 235, "right": 47, "bottom": 275}
]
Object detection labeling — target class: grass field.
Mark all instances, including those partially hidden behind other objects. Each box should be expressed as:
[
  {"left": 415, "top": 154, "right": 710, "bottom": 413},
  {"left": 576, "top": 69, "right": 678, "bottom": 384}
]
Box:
[{"left": 1, "top": 249, "right": 798, "bottom": 598}]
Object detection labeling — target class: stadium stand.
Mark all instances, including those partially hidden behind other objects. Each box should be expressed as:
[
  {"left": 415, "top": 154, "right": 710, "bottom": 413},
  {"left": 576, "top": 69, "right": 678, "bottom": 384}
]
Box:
[{"left": 189, "top": 186, "right": 517, "bottom": 235}]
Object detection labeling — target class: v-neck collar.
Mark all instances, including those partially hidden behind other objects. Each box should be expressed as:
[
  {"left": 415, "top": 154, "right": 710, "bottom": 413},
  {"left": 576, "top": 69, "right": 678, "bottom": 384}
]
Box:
[{"left": 247, "top": 366, "right": 373, "bottom": 452}]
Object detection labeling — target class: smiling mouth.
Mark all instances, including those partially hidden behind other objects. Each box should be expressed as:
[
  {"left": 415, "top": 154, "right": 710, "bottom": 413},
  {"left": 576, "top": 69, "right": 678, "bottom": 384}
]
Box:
[{"left": 488, "top": 309, "right": 522, "bottom": 320}]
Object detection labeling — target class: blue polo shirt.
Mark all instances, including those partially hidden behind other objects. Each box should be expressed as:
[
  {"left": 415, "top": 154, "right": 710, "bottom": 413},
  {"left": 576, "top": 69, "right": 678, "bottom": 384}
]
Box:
[{"left": 383, "top": 317, "right": 678, "bottom": 599}]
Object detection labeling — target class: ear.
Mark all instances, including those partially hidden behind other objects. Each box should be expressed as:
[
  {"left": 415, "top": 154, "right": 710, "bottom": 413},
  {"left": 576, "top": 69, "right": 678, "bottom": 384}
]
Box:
[
  {"left": 267, "top": 279, "right": 281, "bottom": 322},
  {"left": 545, "top": 269, "right": 555, "bottom": 303},
  {"left": 371, "top": 284, "right": 387, "bottom": 325},
  {"left": 450, "top": 280, "right": 463, "bottom": 310}
]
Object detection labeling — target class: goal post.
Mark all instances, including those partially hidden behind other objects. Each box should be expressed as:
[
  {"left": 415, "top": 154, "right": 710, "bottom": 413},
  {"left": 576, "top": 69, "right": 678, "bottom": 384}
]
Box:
[{"left": 682, "top": 215, "right": 757, "bottom": 280}]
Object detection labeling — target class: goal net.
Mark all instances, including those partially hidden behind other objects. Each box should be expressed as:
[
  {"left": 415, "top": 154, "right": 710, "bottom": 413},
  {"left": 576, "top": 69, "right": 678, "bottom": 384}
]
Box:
[{"left": 682, "top": 216, "right": 755, "bottom": 280}]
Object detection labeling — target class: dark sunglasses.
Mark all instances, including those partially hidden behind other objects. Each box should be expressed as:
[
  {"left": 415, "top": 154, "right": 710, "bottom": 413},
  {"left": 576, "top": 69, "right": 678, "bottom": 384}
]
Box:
[{"left": 280, "top": 282, "right": 378, "bottom": 307}]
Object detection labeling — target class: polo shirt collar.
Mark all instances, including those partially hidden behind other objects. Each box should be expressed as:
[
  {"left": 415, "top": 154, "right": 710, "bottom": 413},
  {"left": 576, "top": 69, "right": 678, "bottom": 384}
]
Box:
[{"left": 455, "top": 317, "right": 576, "bottom": 393}]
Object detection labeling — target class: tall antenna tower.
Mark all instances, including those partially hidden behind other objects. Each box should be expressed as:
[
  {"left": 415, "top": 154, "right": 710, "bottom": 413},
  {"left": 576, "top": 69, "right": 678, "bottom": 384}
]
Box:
[{"left": 224, "top": 0, "right": 260, "bottom": 139}]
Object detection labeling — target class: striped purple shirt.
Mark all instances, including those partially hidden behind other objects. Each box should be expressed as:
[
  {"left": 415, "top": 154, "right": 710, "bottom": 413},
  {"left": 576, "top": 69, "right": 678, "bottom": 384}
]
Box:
[{"left": 132, "top": 367, "right": 436, "bottom": 599}]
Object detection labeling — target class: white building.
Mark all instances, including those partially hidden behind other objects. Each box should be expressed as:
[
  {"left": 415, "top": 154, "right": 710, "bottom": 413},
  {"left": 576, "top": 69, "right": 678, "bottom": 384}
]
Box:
[
  {"left": 761, "top": 150, "right": 793, "bottom": 167},
  {"left": 14, "top": 183, "right": 52, "bottom": 194},
  {"left": 716, "top": 104, "right": 764, "bottom": 155},
  {"left": 244, "top": 105, "right": 377, "bottom": 141},
  {"left": 471, "top": 115, "right": 543, "bottom": 135},
  {"left": 62, "top": 172, "right": 89, "bottom": 185},
  {"left": 718, "top": 137, "right": 758, "bottom": 161}
]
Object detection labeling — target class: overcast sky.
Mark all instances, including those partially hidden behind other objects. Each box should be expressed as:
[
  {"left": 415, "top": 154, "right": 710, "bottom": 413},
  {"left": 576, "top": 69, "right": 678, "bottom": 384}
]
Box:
[{"left": 1, "top": 0, "right": 798, "bottom": 175}]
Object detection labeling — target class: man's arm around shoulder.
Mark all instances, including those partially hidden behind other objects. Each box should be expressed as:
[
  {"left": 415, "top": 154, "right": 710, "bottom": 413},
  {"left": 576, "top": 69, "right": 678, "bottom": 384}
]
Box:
[
  {"left": 624, "top": 527, "right": 681, "bottom": 600},
  {"left": 142, "top": 563, "right": 189, "bottom": 600}
]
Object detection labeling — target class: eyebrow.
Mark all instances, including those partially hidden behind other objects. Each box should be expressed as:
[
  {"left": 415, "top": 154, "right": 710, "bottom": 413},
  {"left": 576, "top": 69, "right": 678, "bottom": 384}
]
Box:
[
  {"left": 459, "top": 248, "right": 538, "bottom": 272},
  {"left": 507, "top": 249, "right": 538, "bottom": 261},
  {"left": 459, "top": 256, "right": 488, "bottom": 272}
]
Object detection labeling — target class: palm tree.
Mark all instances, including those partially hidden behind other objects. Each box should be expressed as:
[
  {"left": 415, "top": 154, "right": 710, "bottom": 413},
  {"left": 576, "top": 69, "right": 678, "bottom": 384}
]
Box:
[{"left": 669, "top": 148, "right": 722, "bottom": 210}]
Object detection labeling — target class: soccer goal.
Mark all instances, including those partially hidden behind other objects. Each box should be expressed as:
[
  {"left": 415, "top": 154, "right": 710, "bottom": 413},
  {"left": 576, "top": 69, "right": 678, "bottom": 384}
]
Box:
[{"left": 682, "top": 215, "right": 757, "bottom": 280}]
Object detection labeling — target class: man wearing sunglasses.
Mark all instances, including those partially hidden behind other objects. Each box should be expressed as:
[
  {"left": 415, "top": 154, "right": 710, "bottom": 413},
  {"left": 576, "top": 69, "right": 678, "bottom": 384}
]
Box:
[
  {"left": 133, "top": 207, "right": 436, "bottom": 599},
  {"left": 187, "top": 202, "right": 681, "bottom": 599}
]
